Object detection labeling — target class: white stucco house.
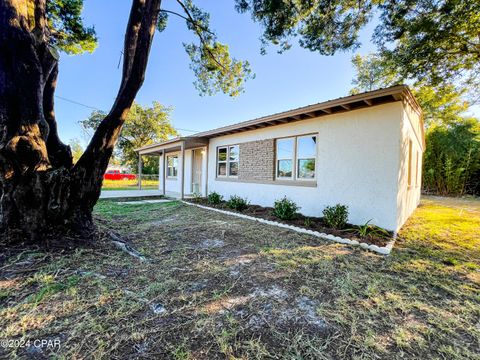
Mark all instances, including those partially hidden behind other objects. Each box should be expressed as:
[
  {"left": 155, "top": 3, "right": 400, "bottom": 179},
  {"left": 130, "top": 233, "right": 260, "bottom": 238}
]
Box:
[{"left": 136, "top": 85, "right": 425, "bottom": 232}]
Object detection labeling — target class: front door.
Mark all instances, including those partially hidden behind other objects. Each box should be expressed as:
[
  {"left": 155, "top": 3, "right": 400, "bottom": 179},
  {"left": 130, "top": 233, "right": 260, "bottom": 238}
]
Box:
[{"left": 192, "top": 149, "right": 203, "bottom": 194}]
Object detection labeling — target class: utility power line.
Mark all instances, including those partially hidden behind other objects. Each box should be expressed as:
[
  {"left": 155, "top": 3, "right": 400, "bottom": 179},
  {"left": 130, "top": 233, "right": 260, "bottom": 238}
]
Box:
[{"left": 55, "top": 95, "right": 200, "bottom": 134}]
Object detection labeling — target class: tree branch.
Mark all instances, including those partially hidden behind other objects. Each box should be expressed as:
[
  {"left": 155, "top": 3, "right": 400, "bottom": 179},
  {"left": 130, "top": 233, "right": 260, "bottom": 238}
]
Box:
[
  {"left": 175, "top": 0, "right": 228, "bottom": 72},
  {"left": 160, "top": 8, "right": 215, "bottom": 35},
  {"left": 73, "top": 0, "right": 161, "bottom": 208},
  {"left": 43, "top": 63, "right": 73, "bottom": 169},
  {"left": 33, "top": 0, "right": 46, "bottom": 36},
  {"left": 121, "top": 0, "right": 145, "bottom": 88}
]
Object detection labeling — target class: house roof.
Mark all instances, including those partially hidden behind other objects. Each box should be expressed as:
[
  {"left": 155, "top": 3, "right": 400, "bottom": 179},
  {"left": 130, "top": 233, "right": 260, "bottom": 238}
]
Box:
[
  {"left": 135, "top": 136, "right": 209, "bottom": 155},
  {"left": 136, "top": 85, "right": 423, "bottom": 154}
]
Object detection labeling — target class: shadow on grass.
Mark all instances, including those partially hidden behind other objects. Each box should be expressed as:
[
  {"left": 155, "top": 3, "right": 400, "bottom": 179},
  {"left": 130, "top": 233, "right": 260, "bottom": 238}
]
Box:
[{"left": 0, "top": 197, "right": 478, "bottom": 359}]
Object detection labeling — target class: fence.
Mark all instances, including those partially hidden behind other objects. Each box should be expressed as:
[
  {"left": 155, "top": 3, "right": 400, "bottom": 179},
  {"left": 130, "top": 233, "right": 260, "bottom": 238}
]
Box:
[{"left": 102, "top": 174, "right": 159, "bottom": 190}]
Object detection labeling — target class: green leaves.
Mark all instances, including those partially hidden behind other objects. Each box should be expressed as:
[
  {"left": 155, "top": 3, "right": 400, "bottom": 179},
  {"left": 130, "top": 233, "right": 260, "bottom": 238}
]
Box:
[
  {"left": 374, "top": 0, "right": 480, "bottom": 89},
  {"left": 235, "top": 0, "right": 376, "bottom": 55},
  {"left": 46, "top": 0, "right": 97, "bottom": 54},
  {"left": 177, "top": 0, "right": 253, "bottom": 97},
  {"left": 156, "top": 11, "right": 168, "bottom": 33},
  {"left": 80, "top": 102, "right": 178, "bottom": 173},
  {"left": 185, "top": 42, "right": 253, "bottom": 97},
  {"left": 424, "top": 118, "right": 480, "bottom": 195},
  {"left": 350, "top": 53, "right": 401, "bottom": 94},
  {"left": 349, "top": 53, "right": 474, "bottom": 128},
  {"left": 235, "top": 0, "right": 479, "bottom": 99}
]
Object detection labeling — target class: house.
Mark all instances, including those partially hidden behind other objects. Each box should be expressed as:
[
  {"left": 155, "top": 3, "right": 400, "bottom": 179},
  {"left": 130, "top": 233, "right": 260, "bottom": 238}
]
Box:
[{"left": 135, "top": 85, "right": 424, "bottom": 232}]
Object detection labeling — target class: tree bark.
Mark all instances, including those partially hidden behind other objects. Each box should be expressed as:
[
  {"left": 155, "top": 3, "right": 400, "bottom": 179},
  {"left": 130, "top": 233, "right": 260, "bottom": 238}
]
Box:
[{"left": 0, "top": 0, "right": 161, "bottom": 242}]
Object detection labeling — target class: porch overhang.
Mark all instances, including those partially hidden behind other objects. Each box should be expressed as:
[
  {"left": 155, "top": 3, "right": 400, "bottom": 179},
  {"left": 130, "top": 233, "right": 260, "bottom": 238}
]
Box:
[{"left": 135, "top": 136, "right": 209, "bottom": 155}]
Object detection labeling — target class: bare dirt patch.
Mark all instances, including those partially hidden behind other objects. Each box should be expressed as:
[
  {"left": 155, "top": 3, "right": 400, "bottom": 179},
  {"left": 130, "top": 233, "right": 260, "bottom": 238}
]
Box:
[{"left": 1, "top": 198, "right": 479, "bottom": 359}]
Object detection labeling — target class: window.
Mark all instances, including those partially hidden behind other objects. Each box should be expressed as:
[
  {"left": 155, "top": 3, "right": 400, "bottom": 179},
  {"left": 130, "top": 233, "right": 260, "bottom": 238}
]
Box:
[
  {"left": 297, "top": 136, "right": 316, "bottom": 179},
  {"left": 167, "top": 155, "right": 178, "bottom": 178},
  {"left": 276, "top": 135, "right": 317, "bottom": 180},
  {"left": 229, "top": 145, "right": 239, "bottom": 176},
  {"left": 276, "top": 138, "right": 294, "bottom": 178},
  {"left": 408, "top": 140, "right": 412, "bottom": 186},
  {"left": 217, "top": 145, "right": 239, "bottom": 177}
]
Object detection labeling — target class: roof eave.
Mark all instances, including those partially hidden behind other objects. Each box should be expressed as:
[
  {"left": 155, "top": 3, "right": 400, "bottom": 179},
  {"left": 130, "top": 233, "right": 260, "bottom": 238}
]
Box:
[{"left": 194, "top": 85, "right": 422, "bottom": 139}]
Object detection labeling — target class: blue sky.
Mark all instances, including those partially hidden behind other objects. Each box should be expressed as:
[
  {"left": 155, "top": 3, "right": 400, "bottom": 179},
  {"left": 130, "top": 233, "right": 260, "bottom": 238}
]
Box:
[{"left": 55, "top": 0, "right": 477, "bottom": 146}]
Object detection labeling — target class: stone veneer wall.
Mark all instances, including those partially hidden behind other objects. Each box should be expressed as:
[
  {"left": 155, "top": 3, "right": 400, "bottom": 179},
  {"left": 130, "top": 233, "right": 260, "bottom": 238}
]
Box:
[{"left": 238, "top": 139, "right": 275, "bottom": 182}]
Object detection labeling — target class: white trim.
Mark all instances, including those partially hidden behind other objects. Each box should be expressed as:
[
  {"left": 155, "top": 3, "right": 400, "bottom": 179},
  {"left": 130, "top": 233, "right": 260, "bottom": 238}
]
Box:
[
  {"left": 216, "top": 144, "right": 239, "bottom": 178},
  {"left": 275, "top": 134, "right": 317, "bottom": 181},
  {"left": 275, "top": 137, "right": 295, "bottom": 180},
  {"left": 183, "top": 201, "right": 396, "bottom": 255},
  {"left": 166, "top": 154, "right": 179, "bottom": 179}
]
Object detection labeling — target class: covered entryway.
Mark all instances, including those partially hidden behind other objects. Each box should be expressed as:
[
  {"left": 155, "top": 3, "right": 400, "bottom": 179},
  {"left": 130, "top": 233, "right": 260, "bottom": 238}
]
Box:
[{"left": 135, "top": 137, "right": 209, "bottom": 199}]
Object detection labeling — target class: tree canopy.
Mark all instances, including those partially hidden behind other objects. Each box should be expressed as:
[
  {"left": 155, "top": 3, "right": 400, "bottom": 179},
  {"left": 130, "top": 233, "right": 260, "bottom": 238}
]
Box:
[
  {"left": 374, "top": 0, "right": 480, "bottom": 95},
  {"left": 44, "top": 0, "right": 480, "bottom": 99},
  {"left": 349, "top": 53, "right": 472, "bottom": 128},
  {"left": 81, "top": 102, "right": 178, "bottom": 174},
  {"left": 44, "top": 0, "right": 97, "bottom": 54}
]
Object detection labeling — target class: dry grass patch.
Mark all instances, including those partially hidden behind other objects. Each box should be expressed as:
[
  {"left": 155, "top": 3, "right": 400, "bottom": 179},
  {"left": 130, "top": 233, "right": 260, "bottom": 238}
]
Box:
[{"left": 0, "top": 196, "right": 479, "bottom": 359}]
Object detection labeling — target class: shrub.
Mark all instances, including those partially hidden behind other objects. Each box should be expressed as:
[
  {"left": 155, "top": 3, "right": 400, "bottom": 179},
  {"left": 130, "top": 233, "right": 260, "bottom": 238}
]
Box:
[
  {"left": 322, "top": 204, "right": 349, "bottom": 229},
  {"left": 191, "top": 192, "right": 203, "bottom": 202},
  {"left": 207, "top": 191, "right": 223, "bottom": 205},
  {"left": 273, "top": 197, "right": 299, "bottom": 220},
  {"left": 346, "top": 219, "right": 390, "bottom": 238},
  {"left": 304, "top": 217, "right": 312, "bottom": 227},
  {"left": 227, "top": 195, "right": 249, "bottom": 211}
]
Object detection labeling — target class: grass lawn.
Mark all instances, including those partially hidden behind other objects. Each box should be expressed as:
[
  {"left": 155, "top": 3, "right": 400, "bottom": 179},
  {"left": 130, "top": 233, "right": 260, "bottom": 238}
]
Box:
[
  {"left": 102, "top": 179, "right": 159, "bottom": 191},
  {"left": 0, "top": 196, "right": 479, "bottom": 359}
]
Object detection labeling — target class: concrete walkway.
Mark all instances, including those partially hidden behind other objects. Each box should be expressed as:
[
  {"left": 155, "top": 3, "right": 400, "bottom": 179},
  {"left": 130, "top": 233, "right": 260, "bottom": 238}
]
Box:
[{"left": 100, "top": 189, "right": 165, "bottom": 199}]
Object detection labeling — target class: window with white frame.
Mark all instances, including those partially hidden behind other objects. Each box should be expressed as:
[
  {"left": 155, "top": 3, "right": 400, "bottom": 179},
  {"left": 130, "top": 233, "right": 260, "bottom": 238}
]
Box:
[
  {"left": 276, "top": 138, "right": 294, "bottom": 178},
  {"left": 276, "top": 135, "right": 317, "bottom": 180},
  {"left": 166, "top": 155, "right": 178, "bottom": 178},
  {"left": 217, "top": 145, "right": 239, "bottom": 177}
]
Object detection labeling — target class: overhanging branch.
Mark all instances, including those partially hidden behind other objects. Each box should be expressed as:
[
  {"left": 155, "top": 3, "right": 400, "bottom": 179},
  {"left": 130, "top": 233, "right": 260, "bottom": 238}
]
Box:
[{"left": 175, "top": 0, "right": 228, "bottom": 72}]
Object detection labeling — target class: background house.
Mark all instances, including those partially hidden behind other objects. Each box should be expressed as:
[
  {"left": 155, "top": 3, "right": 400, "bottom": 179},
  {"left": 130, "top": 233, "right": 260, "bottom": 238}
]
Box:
[{"left": 136, "top": 85, "right": 424, "bottom": 232}]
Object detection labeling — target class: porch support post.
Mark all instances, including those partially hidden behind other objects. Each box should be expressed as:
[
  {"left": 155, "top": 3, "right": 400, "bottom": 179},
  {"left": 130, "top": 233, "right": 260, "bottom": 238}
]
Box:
[
  {"left": 138, "top": 153, "right": 143, "bottom": 190},
  {"left": 205, "top": 144, "right": 209, "bottom": 196},
  {"left": 180, "top": 142, "right": 185, "bottom": 199},
  {"left": 162, "top": 151, "right": 166, "bottom": 196}
]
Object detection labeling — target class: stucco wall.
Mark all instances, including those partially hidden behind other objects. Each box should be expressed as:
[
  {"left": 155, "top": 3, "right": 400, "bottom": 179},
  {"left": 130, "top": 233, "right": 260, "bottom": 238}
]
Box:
[
  {"left": 396, "top": 104, "right": 424, "bottom": 230},
  {"left": 207, "top": 102, "right": 404, "bottom": 231},
  {"left": 159, "top": 148, "right": 208, "bottom": 196},
  {"left": 159, "top": 150, "right": 193, "bottom": 195}
]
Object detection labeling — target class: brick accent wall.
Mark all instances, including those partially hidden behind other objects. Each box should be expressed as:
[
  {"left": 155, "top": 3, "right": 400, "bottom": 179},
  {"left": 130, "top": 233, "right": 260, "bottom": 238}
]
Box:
[{"left": 238, "top": 139, "right": 275, "bottom": 182}]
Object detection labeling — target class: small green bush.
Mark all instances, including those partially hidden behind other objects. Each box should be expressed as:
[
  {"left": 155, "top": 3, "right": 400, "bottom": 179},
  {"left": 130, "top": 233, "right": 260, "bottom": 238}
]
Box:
[
  {"left": 273, "top": 197, "right": 299, "bottom": 220},
  {"left": 207, "top": 191, "right": 223, "bottom": 205},
  {"left": 191, "top": 192, "right": 203, "bottom": 202},
  {"left": 322, "top": 204, "right": 349, "bottom": 229},
  {"left": 227, "top": 195, "right": 249, "bottom": 211},
  {"left": 346, "top": 219, "right": 390, "bottom": 238},
  {"left": 304, "top": 217, "right": 312, "bottom": 227}
]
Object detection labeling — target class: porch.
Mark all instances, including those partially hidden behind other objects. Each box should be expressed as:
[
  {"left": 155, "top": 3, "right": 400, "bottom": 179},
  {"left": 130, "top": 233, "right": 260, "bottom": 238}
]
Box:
[{"left": 136, "top": 136, "right": 209, "bottom": 199}]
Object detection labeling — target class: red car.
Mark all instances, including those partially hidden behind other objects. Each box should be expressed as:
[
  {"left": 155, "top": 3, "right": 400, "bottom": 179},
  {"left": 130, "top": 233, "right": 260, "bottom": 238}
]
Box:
[{"left": 103, "top": 170, "right": 137, "bottom": 181}]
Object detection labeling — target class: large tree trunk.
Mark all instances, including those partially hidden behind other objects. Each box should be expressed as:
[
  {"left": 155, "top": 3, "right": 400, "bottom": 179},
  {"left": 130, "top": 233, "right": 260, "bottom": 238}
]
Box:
[{"left": 0, "top": 0, "right": 161, "bottom": 242}]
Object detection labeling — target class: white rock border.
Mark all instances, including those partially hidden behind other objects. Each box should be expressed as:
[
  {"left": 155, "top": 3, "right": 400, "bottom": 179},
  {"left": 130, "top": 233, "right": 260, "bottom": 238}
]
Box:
[{"left": 182, "top": 201, "right": 396, "bottom": 255}]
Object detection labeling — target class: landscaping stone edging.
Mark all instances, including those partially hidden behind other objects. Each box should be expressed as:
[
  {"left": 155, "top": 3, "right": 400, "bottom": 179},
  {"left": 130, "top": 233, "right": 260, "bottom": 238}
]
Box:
[{"left": 182, "top": 201, "right": 396, "bottom": 255}]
